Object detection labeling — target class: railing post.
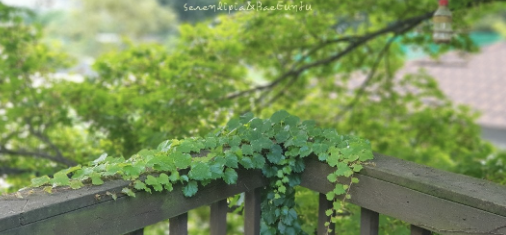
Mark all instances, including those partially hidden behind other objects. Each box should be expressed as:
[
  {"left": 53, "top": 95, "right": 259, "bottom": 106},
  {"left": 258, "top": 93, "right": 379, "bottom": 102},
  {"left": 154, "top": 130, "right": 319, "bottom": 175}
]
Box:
[
  {"left": 244, "top": 188, "right": 262, "bottom": 235},
  {"left": 360, "top": 207, "right": 379, "bottom": 235},
  {"left": 210, "top": 199, "right": 228, "bottom": 235},
  {"left": 318, "top": 193, "right": 335, "bottom": 235},
  {"left": 169, "top": 213, "right": 188, "bottom": 235},
  {"left": 411, "top": 225, "right": 431, "bottom": 235},
  {"left": 124, "top": 228, "right": 143, "bottom": 235}
]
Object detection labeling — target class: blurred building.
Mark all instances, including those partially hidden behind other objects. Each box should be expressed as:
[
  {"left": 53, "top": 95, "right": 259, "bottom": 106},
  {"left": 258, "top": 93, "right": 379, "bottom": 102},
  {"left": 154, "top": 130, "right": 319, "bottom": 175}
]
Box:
[{"left": 402, "top": 40, "right": 506, "bottom": 148}]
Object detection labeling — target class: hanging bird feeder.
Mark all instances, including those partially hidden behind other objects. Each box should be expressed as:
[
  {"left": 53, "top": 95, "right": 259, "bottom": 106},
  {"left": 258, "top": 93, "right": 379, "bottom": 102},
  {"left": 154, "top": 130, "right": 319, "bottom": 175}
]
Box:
[{"left": 433, "top": 0, "right": 453, "bottom": 43}]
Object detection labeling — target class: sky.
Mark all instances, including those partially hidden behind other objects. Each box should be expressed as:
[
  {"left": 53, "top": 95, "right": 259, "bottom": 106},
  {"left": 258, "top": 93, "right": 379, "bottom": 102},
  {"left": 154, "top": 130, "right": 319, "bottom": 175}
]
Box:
[{"left": 0, "top": 0, "right": 70, "bottom": 10}]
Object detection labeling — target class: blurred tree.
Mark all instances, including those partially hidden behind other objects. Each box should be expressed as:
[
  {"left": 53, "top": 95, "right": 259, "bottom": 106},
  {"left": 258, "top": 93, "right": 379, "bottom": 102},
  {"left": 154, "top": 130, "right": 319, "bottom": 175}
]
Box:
[
  {"left": 2, "top": 0, "right": 506, "bottom": 233},
  {"left": 0, "top": 3, "right": 102, "bottom": 189},
  {"left": 158, "top": 0, "right": 220, "bottom": 23},
  {"left": 41, "top": 0, "right": 178, "bottom": 57}
]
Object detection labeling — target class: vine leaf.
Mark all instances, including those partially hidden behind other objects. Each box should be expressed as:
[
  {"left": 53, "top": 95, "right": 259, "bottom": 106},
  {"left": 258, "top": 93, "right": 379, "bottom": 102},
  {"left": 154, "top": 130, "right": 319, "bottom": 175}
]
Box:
[
  {"left": 31, "top": 175, "right": 50, "bottom": 187},
  {"left": 145, "top": 175, "right": 160, "bottom": 189},
  {"left": 239, "top": 157, "right": 254, "bottom": 169},
  {"left": 106, "top": 191, "right": 117, "bottom": 201},
  {"left": 333, "top": 184, "right": 346, "bottom": 195},
  {"left": 241, "top": 144, "right": 254, "bottom": 155},
  {"left": 158, "top": 173, "right": 170, "bottom": 185},
  {"left": 239, "top": 112, "right": 254, "bottom": 124},
  {"left": 173, "top": 152, "right": 192, "bottom": 169},
  {"left": 352, "top": 164, "right": 363, "bottom": 172},
  {"left": 123, "top": 164, "right": 144, "bottom": 178},
  {"left": 325, "top": 209, "right": 333, "bottom": 216},
  {"left": 189, "top": 162, "right": 212, "bottom": 180},
  {"left": 183, "top": 181, "right": 198, "bottom": 197},
  {"left": 121, "top": 187, "right": 136, "bottom": 197},
  {"left": 313, "top": 143, "right": 329, "bottom": 155},
  {"left": 69, "top": 179, "right": 84, "bottom": 189},
  {"left": 178, "top": 141, "right": 194, "bottom": 153},
  {"left": 226, "top": 118, "right": 241, "bottom": 131},
  {"left": 230, "top": 135, "right": 242, "bottom": 147},
  {"left": 66, "top": 165, "right": 82, "bottom": 174},
  {"left": 275, "top": 130, "right": 290, "bottom": 143},
  {"left": 250, "top": 118, "right": 264, "bottom": 130},
  {"left": 156, "top": 140, "right": 172, "bottom": 152},
  {"left": 92, "top": 153, "right": 108, "bottom": 165},
  {"left": 335, "top": 162, "right": 353, "bottom": 177},
  {"left": 251, "top": 153, "right": 266, "bottom": 169},
  {"left": 104, "top": 164, "right": 122, "bottom": 176},
  {"left": 51, "top": 171, "right": 70, "bottom": 186},
  {"left": 148, "top": 154, "right": 176, "bottom": 172},
  {"left": 284, "top": 115, "right": 300, "bottom": 127},
  {"left": 270, "top": 110, "right": 289, "bottom": 123},
  {"left": 169, "top": 171, "right": 179, "bottom": 182},
  {"left": 134, "top": 180, "right": 150, "bottom": 193},
  {"left": 298, "top": 145, "right": 312, "bottom": 158},
  {"left": 327, "top": 172, "right": 338, "bottom": 183},
  {"left": 326, "top": 191, "right": 335, "bottom": 201},
  {"left": 223, "top": 168, "right": 238, "bottom": 184},
  {"left": 352, "top": 177, "right": 360, "bottom": 183},
  {"left": 267, "top": 144, "right": 284, "bottom": 164},
  {"left": 90, "top": 172, "right": 104, "bottom": 185}
]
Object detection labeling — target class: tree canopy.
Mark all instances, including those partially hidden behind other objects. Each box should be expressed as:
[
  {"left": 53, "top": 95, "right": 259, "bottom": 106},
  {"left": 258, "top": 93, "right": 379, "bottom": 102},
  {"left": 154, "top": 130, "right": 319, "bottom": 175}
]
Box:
[
  {"left": 39, "top": 0, "right": 178, "bottom": 57},
  {"left": 1, "top": 0, "right": 506, "bottom": 233}
]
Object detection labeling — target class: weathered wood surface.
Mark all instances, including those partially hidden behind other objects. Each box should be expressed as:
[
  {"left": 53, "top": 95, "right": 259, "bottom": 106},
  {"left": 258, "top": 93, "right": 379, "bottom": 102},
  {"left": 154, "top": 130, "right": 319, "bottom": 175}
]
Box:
[
  {"left": 300, "top": 154, "right": 506, "bottom": 235},
  {"left": 1, "top": 153, "right": 506, "bottom": 235},
  {"left": 244, "top": 187, "right": 262, "bottom": 235},
  {"left": 169, "top": 212, "right": 188, "bottom": 235},
  {"left": 124, "top": 229, "right": 144, "bottom": 235},
  {"left": 210, "top": 199, "right": 228, "bottom": 235},
  {"left": 360, "top": 207, "right": 379, "bottom": 235},
  {"left": 0, "top": 169, "right": 267, "bottom": 235},
  {"left": 411, "top": 225, "right": 432, "bottom": 235},
  {"left": 317, "top": 193, "right": 334, "bottom": 235},
  {"left": 364, "top": 153, "right": 506, "bottom": 218}
]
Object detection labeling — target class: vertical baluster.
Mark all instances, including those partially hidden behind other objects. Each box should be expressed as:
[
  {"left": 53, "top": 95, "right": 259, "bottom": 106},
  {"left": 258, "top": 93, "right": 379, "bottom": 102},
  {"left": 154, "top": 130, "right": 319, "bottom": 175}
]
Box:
[
  {"left": 244, "top": 188, "right": 262, "bottom": 235},
  {"left": 360, "top": 207, "right": 379, "bottom": 235},
  {"left": 317, "top": 193, "right": 335, "bottom": 235},
  {"left": 411, "top": 225, "right": 431, "bottom": 235},
  {"left": 169, "top": 213, "right": 188, "bottom": 235},
  {"left": 124, "top": 228, "right": 144, "bottom": 235},
  {"left": 210, "top": 199, "right": 228, "bottom": 235}
]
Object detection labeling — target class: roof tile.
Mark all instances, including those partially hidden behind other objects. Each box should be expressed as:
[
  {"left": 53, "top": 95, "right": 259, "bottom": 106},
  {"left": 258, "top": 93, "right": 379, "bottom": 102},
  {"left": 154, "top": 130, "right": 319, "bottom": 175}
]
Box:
[{"left": 401, "top": 41, "right": 506, "bottom": 128}]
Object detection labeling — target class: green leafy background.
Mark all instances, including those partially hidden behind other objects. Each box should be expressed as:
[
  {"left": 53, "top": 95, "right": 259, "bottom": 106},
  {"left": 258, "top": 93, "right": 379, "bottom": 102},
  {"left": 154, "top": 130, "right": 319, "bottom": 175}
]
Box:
[{"left": 1, "top": 0, "right": 505, "bottom": 234}]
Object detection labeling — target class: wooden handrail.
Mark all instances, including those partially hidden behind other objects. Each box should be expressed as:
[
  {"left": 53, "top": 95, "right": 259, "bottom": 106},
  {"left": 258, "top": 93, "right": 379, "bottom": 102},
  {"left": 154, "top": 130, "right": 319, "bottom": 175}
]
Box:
[{"left": 1, "top": 153, "right": 505, "bottom": 235}]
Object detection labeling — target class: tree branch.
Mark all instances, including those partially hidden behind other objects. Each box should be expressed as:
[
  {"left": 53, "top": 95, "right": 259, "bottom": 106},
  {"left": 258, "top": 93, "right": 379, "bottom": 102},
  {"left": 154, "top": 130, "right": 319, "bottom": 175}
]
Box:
[
  {"left": 0, "top": 167, "right": 30, "bottom": 175},
  {"left": 0, "top": 146, "right": 75, "bottom": 166},
  {"left": 24, "top": 118, "right": 76, "bottom": 167},
  {"left": 295, "top": 36, "right": 360, "bottom": 68},
  {"left": 259, "top": 75, "right": 300, "bottom": 109},
  {"left": 225, "top": 11, "right": 434, "bottom": 100},
  {"left": 334, "top": 35, "right": 399, "bottom": 120}
]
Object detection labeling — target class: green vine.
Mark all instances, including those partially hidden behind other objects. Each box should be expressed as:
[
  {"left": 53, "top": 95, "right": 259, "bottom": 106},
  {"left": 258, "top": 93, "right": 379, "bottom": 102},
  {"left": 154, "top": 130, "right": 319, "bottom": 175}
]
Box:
[{"left": 30, "top": 110, "right": 373, "bottom": 234}]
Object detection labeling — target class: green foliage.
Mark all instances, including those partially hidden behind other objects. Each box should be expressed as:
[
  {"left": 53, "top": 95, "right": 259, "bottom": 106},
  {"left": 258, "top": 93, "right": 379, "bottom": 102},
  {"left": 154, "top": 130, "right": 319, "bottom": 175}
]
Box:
[
  {"left": 39, "top": 0, "right": 178, "bottom": 57},
  {"left": 159, "top": 0, "right": 221, "bottom": 23},
  {"left": 0, "top": 3, "right": 102, "bottom": 192},
  {"left": 2, "top": 0, "right": 506, "bottom": 233},
  {"left": 29, "top": 111, "right": 373, "bottom": 234}
]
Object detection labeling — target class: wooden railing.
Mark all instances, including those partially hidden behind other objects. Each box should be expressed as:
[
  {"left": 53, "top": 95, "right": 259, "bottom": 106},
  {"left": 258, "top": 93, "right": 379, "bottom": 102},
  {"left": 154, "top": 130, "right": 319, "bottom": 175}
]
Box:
[{"left": 1, "top": 153, "right": 505, "bottom": 235}]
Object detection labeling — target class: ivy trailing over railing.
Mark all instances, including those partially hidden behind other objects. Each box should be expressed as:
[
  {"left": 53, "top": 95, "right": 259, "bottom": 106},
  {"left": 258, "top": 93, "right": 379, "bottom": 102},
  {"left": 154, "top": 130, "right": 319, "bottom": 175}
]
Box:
[{"left": 29, "top": 110, "right": 373, "bottom": 234}]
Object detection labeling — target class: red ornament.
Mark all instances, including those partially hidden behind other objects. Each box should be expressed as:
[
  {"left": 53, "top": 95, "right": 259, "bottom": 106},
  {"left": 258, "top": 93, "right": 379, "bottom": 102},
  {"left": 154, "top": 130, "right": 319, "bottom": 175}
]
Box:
[{"left": 439, "top": 0, "right": 448, "bottom": 6}]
